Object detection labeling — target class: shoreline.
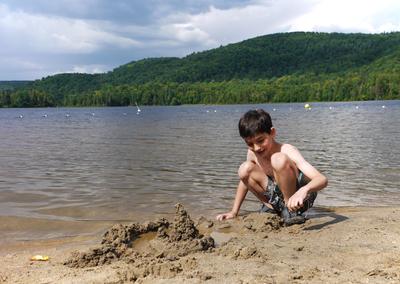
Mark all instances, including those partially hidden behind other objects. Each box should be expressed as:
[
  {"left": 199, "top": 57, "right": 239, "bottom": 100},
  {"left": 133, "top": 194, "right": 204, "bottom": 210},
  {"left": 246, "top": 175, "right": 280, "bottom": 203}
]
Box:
[
  {"left": 0, "top": 205, "right": 389, "bottom": 245},
  {"left": 1, "top": 205, "right": 400, "bottom": 283},
  {"left": 0, "top": 205, "right": 358, "bottom": 247}
]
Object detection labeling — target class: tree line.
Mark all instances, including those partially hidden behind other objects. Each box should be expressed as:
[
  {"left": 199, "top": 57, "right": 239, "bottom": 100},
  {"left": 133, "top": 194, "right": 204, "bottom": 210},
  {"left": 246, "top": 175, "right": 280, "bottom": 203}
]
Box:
[{"left": 1, "top": 70, "right": 398, "bottom": 107}]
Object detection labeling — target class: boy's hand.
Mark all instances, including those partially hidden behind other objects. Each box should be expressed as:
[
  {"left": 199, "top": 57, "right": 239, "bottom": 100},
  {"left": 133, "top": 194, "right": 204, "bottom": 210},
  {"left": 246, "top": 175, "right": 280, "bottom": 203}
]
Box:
[
  {"left": 287, "top": 187, "right": 308, "bottom": 212},
  {"left": 216, "top": 211, "right": 236, "bottom": 221}
]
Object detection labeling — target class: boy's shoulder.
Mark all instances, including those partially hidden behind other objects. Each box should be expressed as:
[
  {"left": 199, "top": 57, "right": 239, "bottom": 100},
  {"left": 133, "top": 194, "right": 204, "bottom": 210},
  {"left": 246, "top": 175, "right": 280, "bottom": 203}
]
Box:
[
  {"left": 280, "top": 143, "right": 307, "bottom": 164},
  {"left": 280, "top": 143, "right": 298, "bottom": 154}
]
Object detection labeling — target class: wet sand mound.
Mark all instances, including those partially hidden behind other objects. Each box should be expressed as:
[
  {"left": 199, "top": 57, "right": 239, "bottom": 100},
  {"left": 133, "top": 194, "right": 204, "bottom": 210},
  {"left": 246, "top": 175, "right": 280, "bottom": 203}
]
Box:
[
  {"left": 241, "top": 212, "right": 283, "bottom": 232},
  {"left": 64, "top": 203, "right": 214, "bottom": 269},
  {"left": 210, "top": 213, "right": 283, "bottom": 261}
]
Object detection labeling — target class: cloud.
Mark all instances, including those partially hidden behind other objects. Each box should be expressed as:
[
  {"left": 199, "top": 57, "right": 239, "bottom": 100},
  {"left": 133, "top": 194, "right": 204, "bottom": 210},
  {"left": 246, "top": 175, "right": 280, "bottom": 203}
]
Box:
[
  {"left": 288, "top": 0, "right": 400, "bottom": 33},
  {"left": 60, "top": 64, "right": 108, "bottom": 74},
  {"left": 0, "top": 4, "right": 141, "bottom": 55},
  {"left": 0, "top": 56, "right": 47, "bottom": 80},
  {"left": 162, "top": 0, "right": 400, "bottom": 49},
  {"left": 170, "top": 0, "right": 313, "bottom": 46},
  {"left": 0, "top": 57, "right": 44, "bottom": 71},
  {"left": 3, "top": 0, "right": 255, "bottom": 24}
]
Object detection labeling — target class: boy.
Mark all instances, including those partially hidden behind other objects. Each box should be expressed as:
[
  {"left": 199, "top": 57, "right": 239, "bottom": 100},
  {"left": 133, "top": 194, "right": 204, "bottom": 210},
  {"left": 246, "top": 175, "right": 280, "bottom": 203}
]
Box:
[{"left": 216, "top": 109, "right": 328, "bottom": 225}]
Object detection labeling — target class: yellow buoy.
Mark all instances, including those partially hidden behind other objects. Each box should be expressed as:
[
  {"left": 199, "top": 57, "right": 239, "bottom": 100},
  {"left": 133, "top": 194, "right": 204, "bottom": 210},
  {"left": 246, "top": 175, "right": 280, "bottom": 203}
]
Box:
[{"left": 304, "top": 103, "right": 311, "bottom": 109}]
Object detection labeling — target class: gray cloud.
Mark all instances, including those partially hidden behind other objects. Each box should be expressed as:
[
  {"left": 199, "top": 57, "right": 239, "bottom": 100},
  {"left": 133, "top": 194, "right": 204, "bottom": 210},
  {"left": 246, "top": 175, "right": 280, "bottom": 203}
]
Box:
[{"left": 3, "top": 0, "right": 255, "bottom": 24}]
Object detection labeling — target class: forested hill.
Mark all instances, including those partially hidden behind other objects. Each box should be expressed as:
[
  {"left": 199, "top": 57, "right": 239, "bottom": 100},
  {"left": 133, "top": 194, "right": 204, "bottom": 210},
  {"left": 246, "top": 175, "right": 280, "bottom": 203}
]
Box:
[
  {"left": 2, "top": 32, "right": 400, "bottom": 107},
  {"left": 108, "top": 32, "right": 400, "bottom": 84},
  {"left": 0, "top": 81, "right": 31, "bottom": 91}
]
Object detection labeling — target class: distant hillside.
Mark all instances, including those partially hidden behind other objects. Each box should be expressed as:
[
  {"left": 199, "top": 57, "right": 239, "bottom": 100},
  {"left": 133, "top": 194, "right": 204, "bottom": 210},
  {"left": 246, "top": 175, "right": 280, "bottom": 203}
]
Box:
[
  {"left": 108, "top": 32, "right": 400, "bottom": 84},
  {"left": 30, "top": 73, "right": 104, "bottom": 102},
  {"left": 0, "top": 81, "right": 31, "bottom": 91},
  {"left": 2, "top": 32, "right": 400, "bottom": 107}
]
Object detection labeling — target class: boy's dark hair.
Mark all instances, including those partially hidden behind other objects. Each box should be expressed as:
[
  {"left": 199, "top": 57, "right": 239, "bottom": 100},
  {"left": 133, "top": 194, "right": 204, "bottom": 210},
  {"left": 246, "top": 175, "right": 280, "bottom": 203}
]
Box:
[{"left": 238, "top": 109, "right": 273, "bottom": 138}]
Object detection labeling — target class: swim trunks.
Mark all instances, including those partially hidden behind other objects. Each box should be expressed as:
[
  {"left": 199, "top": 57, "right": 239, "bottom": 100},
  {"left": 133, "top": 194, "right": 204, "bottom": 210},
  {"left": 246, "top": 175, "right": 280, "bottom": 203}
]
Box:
[{"left": 263, "top": 171, "right": 317, "bottom": 214}]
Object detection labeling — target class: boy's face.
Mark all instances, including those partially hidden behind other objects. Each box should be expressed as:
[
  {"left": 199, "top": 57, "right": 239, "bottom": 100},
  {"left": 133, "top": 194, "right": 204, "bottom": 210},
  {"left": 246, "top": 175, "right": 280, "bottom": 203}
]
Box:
[{"left": 244, "top": 129, "right": 275, "bottom": 155}]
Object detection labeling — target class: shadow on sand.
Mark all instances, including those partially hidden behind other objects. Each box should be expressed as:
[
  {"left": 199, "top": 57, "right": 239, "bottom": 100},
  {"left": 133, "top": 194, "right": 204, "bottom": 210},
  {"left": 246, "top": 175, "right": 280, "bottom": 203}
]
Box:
[{"left": 304, "top": 207, "right": 349, "bottom": 230}]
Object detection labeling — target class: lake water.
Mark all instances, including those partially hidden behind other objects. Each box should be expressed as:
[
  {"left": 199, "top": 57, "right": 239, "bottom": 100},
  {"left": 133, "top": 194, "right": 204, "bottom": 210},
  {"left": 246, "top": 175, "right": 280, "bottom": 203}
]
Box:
[{"left": 0, "top": 101, "right": 399, "bottom": 226}]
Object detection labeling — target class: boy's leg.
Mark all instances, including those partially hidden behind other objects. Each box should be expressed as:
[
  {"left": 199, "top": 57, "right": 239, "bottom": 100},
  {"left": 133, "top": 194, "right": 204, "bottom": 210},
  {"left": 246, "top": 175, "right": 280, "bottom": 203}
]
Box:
[
  {"left": 270, "top": 153, "right": 307, "bottom": 225},
  {"left": 271, "top": 152, "right": 298, "bottom": 204},
  {"left": 238, "top": 161, "right": 269, "bottom": 204}
]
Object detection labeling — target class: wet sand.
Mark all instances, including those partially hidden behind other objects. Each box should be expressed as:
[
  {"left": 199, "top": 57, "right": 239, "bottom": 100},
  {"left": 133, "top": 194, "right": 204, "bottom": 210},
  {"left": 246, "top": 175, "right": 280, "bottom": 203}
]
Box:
[{"left": 1, "top": 205, "right": 400, "bottom": 283}]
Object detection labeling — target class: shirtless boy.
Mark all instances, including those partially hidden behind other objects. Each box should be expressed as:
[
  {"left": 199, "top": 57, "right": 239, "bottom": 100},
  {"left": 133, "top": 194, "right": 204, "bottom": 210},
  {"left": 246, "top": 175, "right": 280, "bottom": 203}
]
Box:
[{"left": 216, "top": 109, "right": 328, "bottom": 225}]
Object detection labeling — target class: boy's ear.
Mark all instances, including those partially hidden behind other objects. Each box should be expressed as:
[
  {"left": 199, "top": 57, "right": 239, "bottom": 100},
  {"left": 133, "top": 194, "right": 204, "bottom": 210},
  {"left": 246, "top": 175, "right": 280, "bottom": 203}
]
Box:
[{"left": 270, "top": 127, "right": 276, "bottom": 137}]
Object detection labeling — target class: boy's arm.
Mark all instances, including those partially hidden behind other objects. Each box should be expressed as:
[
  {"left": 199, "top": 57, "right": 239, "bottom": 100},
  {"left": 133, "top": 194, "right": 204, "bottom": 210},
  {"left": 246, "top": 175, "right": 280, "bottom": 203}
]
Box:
[
  {"left": 216, "top": 180, "right": 248, "bottom": 220},
  {"left": 283, "top": 144, "right": 328, "bottom": 211},
  {"left": 216, "top": 150, "right": 255, "bottom": 221}
]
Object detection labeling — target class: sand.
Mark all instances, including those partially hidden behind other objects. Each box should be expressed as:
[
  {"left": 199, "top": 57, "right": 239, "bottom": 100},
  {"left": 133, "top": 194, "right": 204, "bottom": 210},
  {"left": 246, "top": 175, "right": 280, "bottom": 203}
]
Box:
[{"left": 1, "top": 204, "right": 400, "bottom": 283}]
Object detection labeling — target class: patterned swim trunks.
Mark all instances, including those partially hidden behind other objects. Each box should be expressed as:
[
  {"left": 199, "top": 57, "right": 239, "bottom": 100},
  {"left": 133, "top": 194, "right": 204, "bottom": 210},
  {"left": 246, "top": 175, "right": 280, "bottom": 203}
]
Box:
[{"left": 263, "top": 171, "right": 317, "bottom": 214}]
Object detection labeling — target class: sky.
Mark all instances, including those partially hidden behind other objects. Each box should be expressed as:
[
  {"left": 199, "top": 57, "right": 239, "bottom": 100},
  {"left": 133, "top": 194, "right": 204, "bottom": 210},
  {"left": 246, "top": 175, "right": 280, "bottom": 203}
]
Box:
[{"left": 1, "top": 0, "right": 400, "bottom": 80}]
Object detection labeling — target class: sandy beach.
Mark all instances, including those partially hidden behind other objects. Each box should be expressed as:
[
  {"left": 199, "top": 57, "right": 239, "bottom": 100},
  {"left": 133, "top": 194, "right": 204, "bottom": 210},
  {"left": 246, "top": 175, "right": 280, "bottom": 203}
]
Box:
[{"left": 1, "top": 204, "right": 400, "bottom": 284}]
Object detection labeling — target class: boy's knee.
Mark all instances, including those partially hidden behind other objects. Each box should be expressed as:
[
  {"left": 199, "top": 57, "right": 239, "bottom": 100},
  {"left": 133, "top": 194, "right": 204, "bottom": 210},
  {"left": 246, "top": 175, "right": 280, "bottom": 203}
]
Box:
[
  {"left": 238, "top": 161, "right": 256, "bottom": 180},
  {"left": 271, "top": 152, "right": 291, "bottom": 172}
]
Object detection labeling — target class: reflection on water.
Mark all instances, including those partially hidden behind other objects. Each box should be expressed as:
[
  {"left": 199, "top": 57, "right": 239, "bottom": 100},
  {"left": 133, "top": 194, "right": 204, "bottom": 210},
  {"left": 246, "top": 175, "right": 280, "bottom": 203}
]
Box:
[{"left": 0, "top": 101, "right": 399, "bottom": 222}]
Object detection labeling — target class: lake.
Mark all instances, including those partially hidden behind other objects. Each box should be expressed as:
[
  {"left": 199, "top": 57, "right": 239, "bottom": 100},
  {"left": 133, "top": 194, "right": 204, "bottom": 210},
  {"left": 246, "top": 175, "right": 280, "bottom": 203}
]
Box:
[{"left": 0, "top": 101, "right": 399, "bottom": 229}]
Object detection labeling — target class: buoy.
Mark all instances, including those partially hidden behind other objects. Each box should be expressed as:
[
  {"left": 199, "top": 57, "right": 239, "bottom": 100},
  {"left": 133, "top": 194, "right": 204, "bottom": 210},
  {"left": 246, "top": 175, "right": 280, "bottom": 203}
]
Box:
[
  {"left": 135, "top": 102, "right": 141, "bottom": 113},
  {"left": 304, "top": 103, "right": 311, "bottom": 110}
]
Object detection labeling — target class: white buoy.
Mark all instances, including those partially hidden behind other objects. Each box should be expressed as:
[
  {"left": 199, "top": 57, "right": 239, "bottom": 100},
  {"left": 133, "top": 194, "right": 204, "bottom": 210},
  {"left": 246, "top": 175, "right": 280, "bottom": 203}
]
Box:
[
  {"left": 42, "top": 114, "right": 47, "bottom": 118},
  {"left": 65, "top": 113, "right": 70, "bottom": 118},
  {"left": 304, "top": 103, "right": 312, "bottom": 110},
  {"left": 382, "top": 105, "right": 386, "bottom": 109},
  {"left": 18, "top": 115, "right": 24, "bottom": 119},
  {"left": 273, "top": 108, "right": 277, "bottom": 111},
  {"left": 355, "top": 106, "right": 359, "bottom": 109},
  {"left": 329, "top": 106, "right": 333, "bottom": 110},
  {"left": 135, "top": 102, "right": 141, "bottom": 113}
]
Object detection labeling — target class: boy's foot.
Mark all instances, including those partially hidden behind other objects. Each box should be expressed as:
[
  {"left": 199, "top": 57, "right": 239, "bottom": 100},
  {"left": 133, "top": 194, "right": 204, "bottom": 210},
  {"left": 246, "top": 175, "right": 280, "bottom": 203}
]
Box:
[
  {"left": 280, "top": 206, "right": 306, "bottom": 226},
  {"left": 259, "top": 204, "right": 277, "bottom": 214}
]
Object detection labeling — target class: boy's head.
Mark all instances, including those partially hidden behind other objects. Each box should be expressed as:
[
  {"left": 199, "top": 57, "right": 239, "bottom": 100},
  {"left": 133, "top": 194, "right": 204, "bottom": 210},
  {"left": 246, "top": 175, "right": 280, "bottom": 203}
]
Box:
[{"left": 238, "top": 109, "right": 273, "bottom": 138}]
